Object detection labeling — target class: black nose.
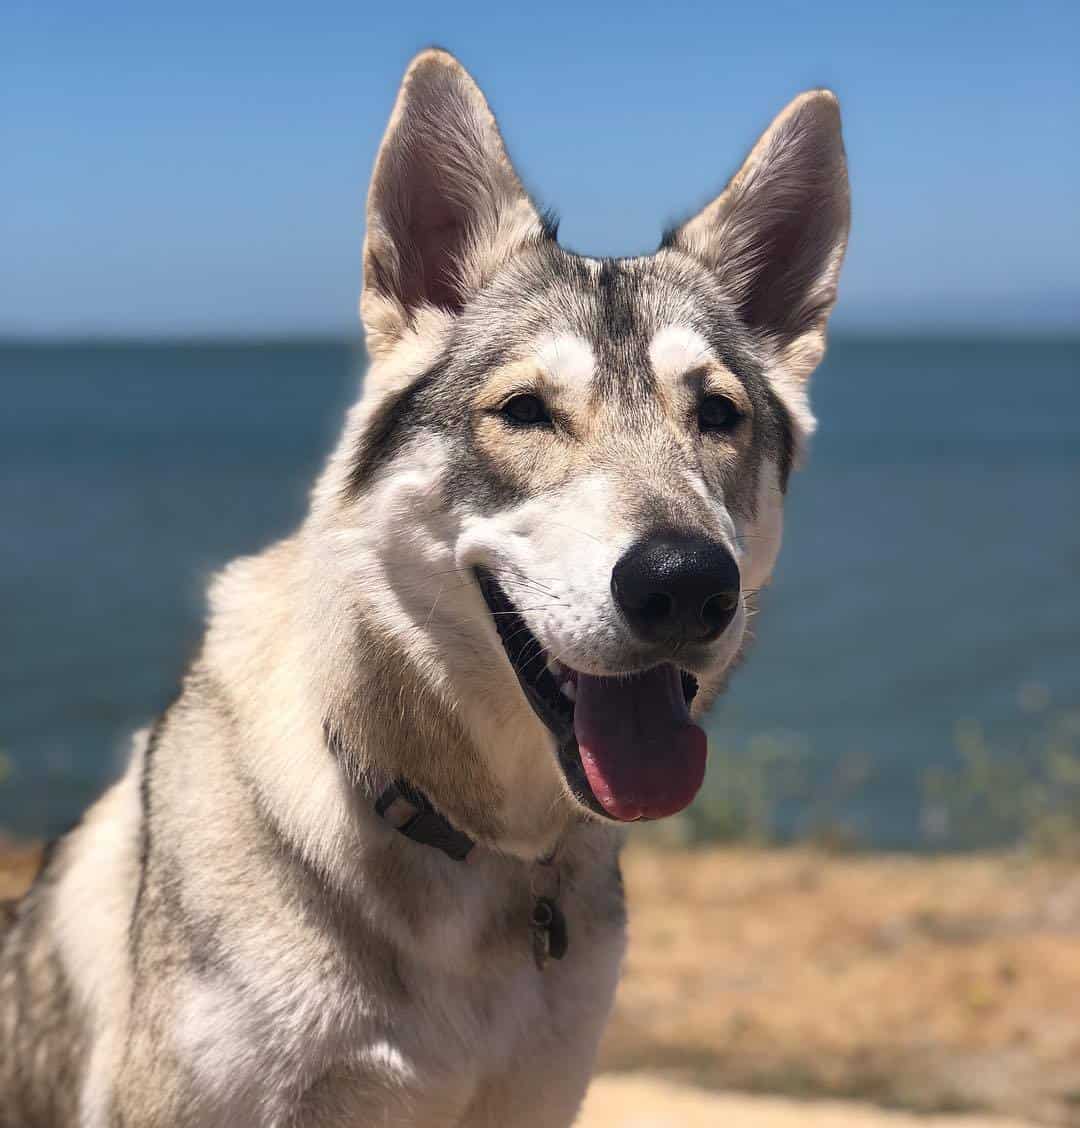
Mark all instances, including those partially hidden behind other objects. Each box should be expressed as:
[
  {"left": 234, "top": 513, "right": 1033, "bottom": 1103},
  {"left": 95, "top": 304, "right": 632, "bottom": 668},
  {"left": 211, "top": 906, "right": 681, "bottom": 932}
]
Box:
[{"left": 611, "top": 533, "right": 741, "bottom": 645}]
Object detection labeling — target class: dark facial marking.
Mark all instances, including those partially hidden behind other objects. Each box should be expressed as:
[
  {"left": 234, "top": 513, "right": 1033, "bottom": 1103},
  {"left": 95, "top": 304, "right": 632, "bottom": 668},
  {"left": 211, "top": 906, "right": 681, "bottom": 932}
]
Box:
[
  {"left": 128, "top": 710, "right": 168, "bottom": 962},
  {"left": 762, "top": 383, "right": 795, "bottom": 492},
  {"left": 342, "top": 367, "right": 441, "bottom": 502}
]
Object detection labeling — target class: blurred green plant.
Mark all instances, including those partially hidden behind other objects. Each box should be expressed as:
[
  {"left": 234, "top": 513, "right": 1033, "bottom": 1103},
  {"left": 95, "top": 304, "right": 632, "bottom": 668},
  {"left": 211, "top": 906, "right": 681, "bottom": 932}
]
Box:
[
  {"left": 639, "top": 730, "right": 819, "bottom": 848},
  {"left": 636, "top": 730, "right": 862, "bottom": 848},
  {"left": 922, "top": 708, "right": 1080, "bottom": 854},
  {"left": 638, "top": 700, "right": 1080, "bottom": 854},
  {"left": 683, "top": 731, "right": 804, "bottom": 844}
]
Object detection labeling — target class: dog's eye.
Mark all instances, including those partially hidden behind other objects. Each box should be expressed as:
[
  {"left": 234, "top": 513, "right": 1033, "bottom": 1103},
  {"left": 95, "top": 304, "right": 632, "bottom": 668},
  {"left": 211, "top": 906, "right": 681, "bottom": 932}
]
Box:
[
  {"left": 501, "top": 394, "right": 551, "bottom": 428},
  {"left": 698, "top": 395, "right": 742, "bottom": 433}
]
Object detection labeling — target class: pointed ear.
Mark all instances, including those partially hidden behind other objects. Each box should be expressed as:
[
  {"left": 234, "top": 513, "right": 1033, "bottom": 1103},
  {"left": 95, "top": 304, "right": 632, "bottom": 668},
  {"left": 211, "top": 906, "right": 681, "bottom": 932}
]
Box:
[
  {"left": 667, "top": 90, "right": 850, "bottom": 381},
  {"left": 361, "top": 49, "right": 547, "bottom": 357}
]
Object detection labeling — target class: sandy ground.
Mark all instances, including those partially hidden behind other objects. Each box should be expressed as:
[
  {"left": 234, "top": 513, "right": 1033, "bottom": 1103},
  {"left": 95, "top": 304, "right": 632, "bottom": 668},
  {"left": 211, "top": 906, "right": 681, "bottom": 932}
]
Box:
[
  {"left": 4, "top": 840, "right": 1079, "bottom": 1125},
  {"left": 578, "top": 1075, "right": 1039, "bottom": 1127},
  {"left": 0, "top": 837, "right": 42, "bottom": 901},
  {"left": 600, "top": 847, "right": 1080, "bottom": 1126}
]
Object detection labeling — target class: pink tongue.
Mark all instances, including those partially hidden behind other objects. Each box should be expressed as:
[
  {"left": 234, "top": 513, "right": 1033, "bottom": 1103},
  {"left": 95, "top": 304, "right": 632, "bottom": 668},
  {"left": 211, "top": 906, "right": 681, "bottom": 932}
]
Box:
[{"left": 573, "top": 665, "right": 707, "bottom": 821}]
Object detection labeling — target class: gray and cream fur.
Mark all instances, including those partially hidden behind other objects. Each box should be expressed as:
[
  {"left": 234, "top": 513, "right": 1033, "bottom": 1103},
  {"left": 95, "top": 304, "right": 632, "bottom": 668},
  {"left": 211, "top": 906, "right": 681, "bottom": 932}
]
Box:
[{"left": 0, "top": 48, "right": 849, "bottom": 1126}]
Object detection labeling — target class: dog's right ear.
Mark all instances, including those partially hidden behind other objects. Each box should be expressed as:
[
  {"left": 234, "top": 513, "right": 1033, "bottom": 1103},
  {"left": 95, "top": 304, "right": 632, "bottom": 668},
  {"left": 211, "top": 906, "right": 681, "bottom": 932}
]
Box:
[{"left": 361, "top": 49, "right": 546, "bottom": 358}]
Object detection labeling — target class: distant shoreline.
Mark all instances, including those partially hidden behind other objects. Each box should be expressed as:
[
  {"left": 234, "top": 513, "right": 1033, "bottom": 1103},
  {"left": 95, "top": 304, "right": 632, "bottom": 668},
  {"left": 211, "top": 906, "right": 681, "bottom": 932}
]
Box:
[{"left": 1, "top": 331, "right": 1078, "bottom": 349}]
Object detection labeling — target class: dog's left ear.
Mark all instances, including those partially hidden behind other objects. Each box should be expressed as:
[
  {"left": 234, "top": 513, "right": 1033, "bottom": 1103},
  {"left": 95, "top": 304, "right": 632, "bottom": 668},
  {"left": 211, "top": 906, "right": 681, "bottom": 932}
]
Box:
[
  {"left": 667, "top": 90, "right": 850, "bottom": 382},
  {"left": 361, "top": 49, "right": 545, "bottom": 358}
]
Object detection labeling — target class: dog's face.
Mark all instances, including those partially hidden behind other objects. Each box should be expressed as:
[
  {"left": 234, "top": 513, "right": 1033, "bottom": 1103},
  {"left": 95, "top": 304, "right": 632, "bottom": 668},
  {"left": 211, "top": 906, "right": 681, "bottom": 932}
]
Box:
[{"left": 333, "top": 50, "right": 848, "bottom": 831}]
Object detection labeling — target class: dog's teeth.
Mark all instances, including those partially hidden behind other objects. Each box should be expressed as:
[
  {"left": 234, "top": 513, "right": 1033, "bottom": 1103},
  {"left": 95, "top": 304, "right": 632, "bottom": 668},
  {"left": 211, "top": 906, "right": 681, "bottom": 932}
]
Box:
[{"left": 560, "top": 681, "right": 577, "bottom": 702}]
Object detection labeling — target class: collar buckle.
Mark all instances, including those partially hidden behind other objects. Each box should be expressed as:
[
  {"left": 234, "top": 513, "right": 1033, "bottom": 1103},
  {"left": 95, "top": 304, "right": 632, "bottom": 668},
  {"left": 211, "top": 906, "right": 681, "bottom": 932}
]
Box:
[{"left": 374, "top": 780, "right": 475, "bottom": 862}]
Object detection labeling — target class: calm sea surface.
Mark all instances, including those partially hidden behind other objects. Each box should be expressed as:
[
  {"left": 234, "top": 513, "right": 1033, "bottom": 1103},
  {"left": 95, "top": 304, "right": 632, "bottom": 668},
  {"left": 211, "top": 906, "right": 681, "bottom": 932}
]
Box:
[{"left": 1, "top": 338, "right": 1078, "bottom": 846}]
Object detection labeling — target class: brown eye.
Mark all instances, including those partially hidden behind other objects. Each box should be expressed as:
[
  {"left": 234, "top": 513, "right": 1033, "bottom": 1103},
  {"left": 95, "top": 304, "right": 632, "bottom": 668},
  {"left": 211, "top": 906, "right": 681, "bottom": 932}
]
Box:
[
  {"left": 698, "top": 394, "right": 742, "bottom": 433},
  {"left": 501, "top": 393, "right": 551, "bottom": 427}
]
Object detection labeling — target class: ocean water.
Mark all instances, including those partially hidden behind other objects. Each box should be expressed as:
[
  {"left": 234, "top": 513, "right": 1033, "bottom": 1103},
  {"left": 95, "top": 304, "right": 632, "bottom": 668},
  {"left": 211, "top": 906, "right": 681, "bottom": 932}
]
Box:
[{"left": 1, "top": 337, "right": 1077, "bottom": 846}]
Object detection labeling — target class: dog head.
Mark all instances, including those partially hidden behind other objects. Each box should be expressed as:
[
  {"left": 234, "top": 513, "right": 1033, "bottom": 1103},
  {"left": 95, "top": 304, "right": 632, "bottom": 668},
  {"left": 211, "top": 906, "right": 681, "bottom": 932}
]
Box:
[{"left": 320, "top": 49, "right": 848, "bottom": 839}]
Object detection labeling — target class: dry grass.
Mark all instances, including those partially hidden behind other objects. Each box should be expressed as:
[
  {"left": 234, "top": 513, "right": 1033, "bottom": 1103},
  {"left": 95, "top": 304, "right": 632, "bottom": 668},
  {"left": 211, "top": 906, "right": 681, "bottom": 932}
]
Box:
[
  {"left": 601, "top": 846, "right": 1080, "bottom": 1125},
  {"left": 0, "top": 835, "right": 42, "bottom": 901},
  {"left": 4, "top": 840, "right": 1079, "bottom": 1124}
]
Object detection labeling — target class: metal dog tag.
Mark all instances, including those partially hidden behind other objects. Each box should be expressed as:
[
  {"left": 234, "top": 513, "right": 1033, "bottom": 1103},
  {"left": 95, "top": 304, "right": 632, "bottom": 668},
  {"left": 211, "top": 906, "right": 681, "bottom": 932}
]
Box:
[{"left": 530, "top": 896, "right": 568, "bottom": 970}]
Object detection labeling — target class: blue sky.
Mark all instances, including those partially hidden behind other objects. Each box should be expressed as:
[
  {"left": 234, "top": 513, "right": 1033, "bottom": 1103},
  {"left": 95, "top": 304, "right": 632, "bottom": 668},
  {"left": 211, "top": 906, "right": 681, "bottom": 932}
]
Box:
[{"left": 4, "top": 0, "right": 1078, "bottom": 337}]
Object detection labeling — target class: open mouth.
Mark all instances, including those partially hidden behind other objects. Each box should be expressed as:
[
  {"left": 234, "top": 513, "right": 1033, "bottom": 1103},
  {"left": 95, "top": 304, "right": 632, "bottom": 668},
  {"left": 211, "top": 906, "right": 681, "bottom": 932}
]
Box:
[{"left": 475, "top": 568, "right": 708, "bottom": 821}]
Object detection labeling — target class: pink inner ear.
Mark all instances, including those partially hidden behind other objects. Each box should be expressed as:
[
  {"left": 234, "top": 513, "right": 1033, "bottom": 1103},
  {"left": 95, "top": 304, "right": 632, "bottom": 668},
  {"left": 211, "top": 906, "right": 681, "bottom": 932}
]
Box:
[
  {"left": 737, "top": 201, "right": 836, "bottom": 337},
  {"left": 382, "top": 156, "right": 474, "bottom": 315},
  {"left": 364, "top": 53, "right": 540, "bottom": 325},
  {"left": 415, "top": 216, "right": 468, "bottom": 312}
]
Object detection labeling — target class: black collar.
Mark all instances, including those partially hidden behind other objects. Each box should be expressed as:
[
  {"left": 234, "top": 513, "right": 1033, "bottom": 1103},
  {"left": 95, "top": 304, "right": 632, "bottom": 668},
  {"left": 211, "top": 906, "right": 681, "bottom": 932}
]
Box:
[
  {"left": 374, "top": 779, "right": 475, "bottom": 862},
  {"left": 373, "top": 777, "right": 569, "bottom": 966}
]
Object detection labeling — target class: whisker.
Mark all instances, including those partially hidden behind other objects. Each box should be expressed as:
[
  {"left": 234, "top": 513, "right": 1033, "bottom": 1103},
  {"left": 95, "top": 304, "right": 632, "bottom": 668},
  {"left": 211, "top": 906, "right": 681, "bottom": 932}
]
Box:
[
  {"left": 536, "top": 521, "right": 606, "bottom": 546},
  {"left": 423, "top": 581, "right": 446, "bottom": 629}
]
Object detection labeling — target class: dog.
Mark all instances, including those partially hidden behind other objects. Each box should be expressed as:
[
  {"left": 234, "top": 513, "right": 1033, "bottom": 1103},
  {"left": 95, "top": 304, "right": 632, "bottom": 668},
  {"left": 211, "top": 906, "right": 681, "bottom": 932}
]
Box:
[{"left": 0, "top": 48, "right": 849, "bottom": 1127}]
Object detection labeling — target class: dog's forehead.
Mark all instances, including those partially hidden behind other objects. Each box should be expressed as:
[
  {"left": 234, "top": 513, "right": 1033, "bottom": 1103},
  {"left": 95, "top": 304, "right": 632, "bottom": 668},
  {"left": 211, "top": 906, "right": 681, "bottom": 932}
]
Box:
[
  {"left": 457, "top": 245, "right": 757, "bottom": 395},
  {"left": 530, "top": 324, "right": 717, "bottom": 395}
]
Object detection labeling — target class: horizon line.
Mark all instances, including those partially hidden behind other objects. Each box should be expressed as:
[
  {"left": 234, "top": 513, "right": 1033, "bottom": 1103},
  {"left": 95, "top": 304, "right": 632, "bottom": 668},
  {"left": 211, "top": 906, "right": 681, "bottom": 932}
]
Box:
[{"left": 2, "top": 327, "right": 1078, "bottom": 349}]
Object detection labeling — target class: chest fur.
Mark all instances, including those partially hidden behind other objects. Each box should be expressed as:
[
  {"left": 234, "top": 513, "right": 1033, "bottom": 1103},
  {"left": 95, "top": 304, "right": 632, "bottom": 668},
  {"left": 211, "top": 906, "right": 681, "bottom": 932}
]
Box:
[{"left": 171, "top": 856, "right": 626, "bottom": 1127}]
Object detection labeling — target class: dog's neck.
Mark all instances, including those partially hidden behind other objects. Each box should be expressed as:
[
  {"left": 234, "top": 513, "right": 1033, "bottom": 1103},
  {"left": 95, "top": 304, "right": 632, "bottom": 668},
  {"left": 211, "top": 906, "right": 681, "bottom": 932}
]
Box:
[
  {"left": 205, "top": 532, "right": 577, "bottom": 880},
  {"left": 194, "top": 523, "right": 631, "bottom": 990},
  {"left": 372, "top": 778, "right": 477, "bottom": 861}
]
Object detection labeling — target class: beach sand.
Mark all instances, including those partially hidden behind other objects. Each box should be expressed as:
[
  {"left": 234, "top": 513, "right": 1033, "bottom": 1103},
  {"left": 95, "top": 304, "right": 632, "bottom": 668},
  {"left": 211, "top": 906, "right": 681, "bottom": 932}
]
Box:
[
  {"left": 578, "top": 1075, "right": 1038, "bottom": 1127},
  {"left": 599, "top": 847, "right": 1080, "bottom": 1125}
]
